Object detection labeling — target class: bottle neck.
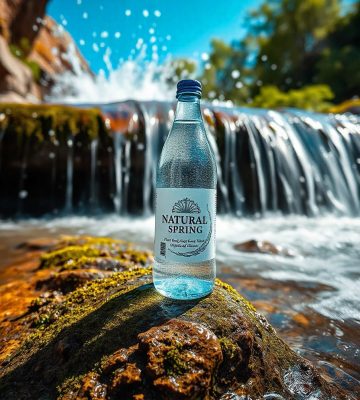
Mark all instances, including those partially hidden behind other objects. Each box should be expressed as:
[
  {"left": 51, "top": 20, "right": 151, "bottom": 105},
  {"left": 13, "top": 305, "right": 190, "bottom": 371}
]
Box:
[{"left": 174, "top": 94, "right": 202, "bottom": 121}]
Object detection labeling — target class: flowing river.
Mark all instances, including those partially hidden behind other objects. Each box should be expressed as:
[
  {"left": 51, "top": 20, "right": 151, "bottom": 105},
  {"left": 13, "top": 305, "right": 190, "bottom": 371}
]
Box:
[{"left": 0, "top": 214, "right": 359, "bottom": 394}]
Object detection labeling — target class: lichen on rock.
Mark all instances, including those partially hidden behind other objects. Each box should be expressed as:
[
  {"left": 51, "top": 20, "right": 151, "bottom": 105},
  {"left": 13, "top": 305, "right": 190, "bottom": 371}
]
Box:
[{"left": 0, "top": 103, "right": 108, "bottom": 142}]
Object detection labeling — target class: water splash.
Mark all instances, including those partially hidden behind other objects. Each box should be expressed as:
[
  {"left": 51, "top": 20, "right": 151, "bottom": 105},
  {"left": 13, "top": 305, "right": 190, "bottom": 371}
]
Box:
[{"left": 47, "top": 48, "right": 176, "bottom": 103}]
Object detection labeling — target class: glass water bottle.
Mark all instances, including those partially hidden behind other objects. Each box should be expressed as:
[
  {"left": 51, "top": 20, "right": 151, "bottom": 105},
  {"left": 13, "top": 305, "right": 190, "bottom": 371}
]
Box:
[{"left": 153, "top": 79, "right": 217, "bottom": 300}]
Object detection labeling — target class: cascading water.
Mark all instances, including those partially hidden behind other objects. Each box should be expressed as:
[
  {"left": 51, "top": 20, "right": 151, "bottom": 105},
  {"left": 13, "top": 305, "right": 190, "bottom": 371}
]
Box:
[{"left": 0, "top": 102, "right": 359, "bottom": 218}]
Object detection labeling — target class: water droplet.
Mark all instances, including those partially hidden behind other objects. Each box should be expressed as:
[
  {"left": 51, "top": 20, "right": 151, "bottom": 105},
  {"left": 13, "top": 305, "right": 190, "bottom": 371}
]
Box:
[
  {"left": 136, "top": 38, "right": 144, "bottom": 49},
  {"left": 100, "top": 31, "right": 108, "bottom": 38},
  {"left": 92, "top": 43, "right": 99, "bottom": 52},
  {"left": 143, "top": 9, "right": 149, "bottom": 18},
  {"left": 154, "top": 10, "right": 161, "bottom": 17},
  {"left": 82, "top": 12, "right": 88, "bottom": 19},
  {"left": 49, "top": 152, "right": 55, "bottom": 159},
  {"left": 231, "top": 70, "right": 240, "bottom": 79},
  {"left": 201, "top": 52, "right": 209, "bottom": 61},
  {"left": 149, "top": 27, "right": 155, "bottom": 35},
  {"left": 0, "top": 113, "right": 5, "bottom": 122},
  {"left": 79, "top": 39, "right": 85, "bottom": 46},
  {"left": 67, "top": 139, "right": 73, "bottom": 147},
  {"left": 150, "top": 36, "right": 156, "bottom": 43},
  {"left": 125, "top": 9, "right": 131, "bottom": 17},
  {"left": 114, "top": 32, "right": 121, "bottom": 39},
  {"left": 299, "top": 176, "right": 305, "bottom": 183},
  {"left": 166, "top": 34, "right": 171, "bottom": 41},
  {"left": 271, "top": 64, "right": 277, "bottom": 70},
  {"left": 19, "top": 190, "right": 28, "bottom": 199},
  {"left": 32, "top": 112, "right": 38, "bottom": 118},
  {"left": 32, "top": 25, "right": 38, "bottom": 32},
  {"left": 261, "top": 54, "right": 268, "bottom": 62},
  {"left": 235, "top": 81, "right": 243, "bottom": 89},
  {"left": 161, "top": 45, "right": 167, "bottom": 51}
]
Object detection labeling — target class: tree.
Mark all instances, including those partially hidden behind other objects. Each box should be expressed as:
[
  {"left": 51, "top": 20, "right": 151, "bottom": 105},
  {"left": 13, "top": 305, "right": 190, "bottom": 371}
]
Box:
[
  {"left": 165, "top": 59, "right": 197, "bottom": 86},
  {"left": 314, "top": 2, "right": 360, "bottom": 101},
  {"left": 169, "top": 0, "right": 358, "bottom": 108},
  {"left": 249, "top": 0, "right": 341, "bottom": 93},
  {"left": 200, "top": 39, "right": 251, "bottom": 103}
]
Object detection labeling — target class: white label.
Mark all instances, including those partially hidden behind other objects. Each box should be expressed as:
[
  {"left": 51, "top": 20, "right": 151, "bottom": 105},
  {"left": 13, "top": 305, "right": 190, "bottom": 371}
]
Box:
[{"left": 155, "top": 188, "right": 216, "bottom": 263}]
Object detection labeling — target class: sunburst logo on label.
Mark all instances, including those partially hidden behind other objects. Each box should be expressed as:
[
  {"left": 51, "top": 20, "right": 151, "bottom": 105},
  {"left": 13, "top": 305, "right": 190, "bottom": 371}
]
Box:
[{"left": 172, "top": 198, "right": 201, "bottom": 214}]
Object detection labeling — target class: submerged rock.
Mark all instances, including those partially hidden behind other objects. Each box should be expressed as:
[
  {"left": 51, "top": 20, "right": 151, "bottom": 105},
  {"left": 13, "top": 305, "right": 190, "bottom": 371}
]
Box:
[
  {"left": 234, "top": 239, "right": 295, "bottom": 257},
  {"left": 0, "top": 236, "right": 351, "bottom": 399}
]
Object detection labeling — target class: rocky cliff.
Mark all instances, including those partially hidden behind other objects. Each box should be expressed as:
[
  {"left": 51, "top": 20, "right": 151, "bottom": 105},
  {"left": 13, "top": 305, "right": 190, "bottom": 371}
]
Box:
[{"left": 0, "top": 0, "right": 92, "bottom": 103}]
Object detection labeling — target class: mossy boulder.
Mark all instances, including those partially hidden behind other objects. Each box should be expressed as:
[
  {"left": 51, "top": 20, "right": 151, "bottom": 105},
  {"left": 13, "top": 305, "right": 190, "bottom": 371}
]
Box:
[
  {"left": 0, "top": 104, "right": 114, "bottom": 216},
  {"left": 0, "top": 236, "right": 350, "bottom": 399}
]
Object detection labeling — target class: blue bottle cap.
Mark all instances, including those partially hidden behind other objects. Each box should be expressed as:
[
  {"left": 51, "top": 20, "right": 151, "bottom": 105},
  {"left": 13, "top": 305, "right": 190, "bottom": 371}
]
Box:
[{"left": 176, "top": 79, "right": 202, "bottom": 98}]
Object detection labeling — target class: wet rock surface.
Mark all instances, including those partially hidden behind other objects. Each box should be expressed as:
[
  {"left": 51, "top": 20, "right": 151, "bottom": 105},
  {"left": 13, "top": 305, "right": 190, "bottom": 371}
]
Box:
[
  {"left": 234, "top": 239, "right": 295, "bottom": 257},
  {"left": 0, "top": 236, "right": 353, "bottom": 399}
]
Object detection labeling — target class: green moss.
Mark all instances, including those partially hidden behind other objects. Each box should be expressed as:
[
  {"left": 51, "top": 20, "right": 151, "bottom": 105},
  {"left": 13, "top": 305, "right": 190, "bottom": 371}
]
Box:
[
  {"left": 55, "top": 236, "right": 126, "bottom": 249},
  {"left": 40, "top": 246, "right": 105, "bottom": 269},
  {"left": 0, "top": 104, "right": 109, "bottom": 143},
  {"left": 27, "top": 268, "right": 152, "bottom": 338},
  {"left": 39, "top": 236, "right": 151, "bottom": 270},
  {"left": 219, "top": 337, "right": 238, "bottom": 360},
  {"left": 164, "top": 348, "right": 189, "bottom": 377},
  {"left": 9, "top": 41, "right": 41, "bottom": 83}
]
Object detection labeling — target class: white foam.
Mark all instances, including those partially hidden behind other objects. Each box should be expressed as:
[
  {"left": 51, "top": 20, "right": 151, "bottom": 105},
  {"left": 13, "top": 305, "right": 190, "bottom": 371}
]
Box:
[{"left": 1, "top": 215, "right": 359, "bottom": 321}]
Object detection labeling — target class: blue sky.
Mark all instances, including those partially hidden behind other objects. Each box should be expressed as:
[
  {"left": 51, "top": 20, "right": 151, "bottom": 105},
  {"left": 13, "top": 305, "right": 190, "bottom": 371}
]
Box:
[
  {"left": 48, "top": 0, "right": 357, "bottom": 74},
  {"left": 48, "top": 0, "right": 262, "bottom": 73}
]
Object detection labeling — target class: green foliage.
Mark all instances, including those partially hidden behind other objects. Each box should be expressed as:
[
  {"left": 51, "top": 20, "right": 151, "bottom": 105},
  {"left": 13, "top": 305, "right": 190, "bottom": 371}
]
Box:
[
  {"left": 0, "top": 104, "right": 108, "bottom": 143},
  {"left": 314, "top": 3, "right": 360, "bottom": 101},
  {"left": 250, "top": 84, "right": 334, "bottom": 111},
  {"left": 24, "top": 60, "right": 42, "bottom": 82},
  {"left": 9, "top": 41, "right": 42, "bottom": 83},
  {"left": 171, "top": 0, "right": 359, "bottom": 109},
  {"left": 201, "top": 39, "right": 252, "bottom": 103},
  {"left": 166, "top": 58, "right": 197, "bottom": 84},
  {"left": 251, "top": 0, "right": 341, "bottom": 92}
]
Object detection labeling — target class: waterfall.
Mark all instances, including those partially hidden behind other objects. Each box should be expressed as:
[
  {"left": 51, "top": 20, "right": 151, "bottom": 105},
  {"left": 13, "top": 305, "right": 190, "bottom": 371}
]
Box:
[
  {"left": 0, "top": 101, "right": 359, "bottom": 218},
  {"left": 90, "top": 138, "right": 98, "bottom": 209},
  {"left": 65, "top": 137, "right": 74, "bottom": 213},
  {"left": 113, "top": 133, "right": 123, "bottom": 214}
]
